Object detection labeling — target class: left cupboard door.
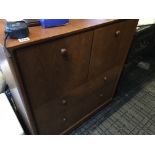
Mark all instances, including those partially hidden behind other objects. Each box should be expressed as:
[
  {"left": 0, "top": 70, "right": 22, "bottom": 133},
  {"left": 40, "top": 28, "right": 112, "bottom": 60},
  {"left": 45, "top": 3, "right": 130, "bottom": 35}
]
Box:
[{"left": 14, "top": 30, "right": 93, "bottom": 134}]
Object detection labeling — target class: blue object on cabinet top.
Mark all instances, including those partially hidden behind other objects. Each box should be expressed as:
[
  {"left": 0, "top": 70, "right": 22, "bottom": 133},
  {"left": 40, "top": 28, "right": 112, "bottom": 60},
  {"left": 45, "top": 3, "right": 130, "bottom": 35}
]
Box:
[{"left": 40, "top": 19, "right": 69, "bottom": 28}]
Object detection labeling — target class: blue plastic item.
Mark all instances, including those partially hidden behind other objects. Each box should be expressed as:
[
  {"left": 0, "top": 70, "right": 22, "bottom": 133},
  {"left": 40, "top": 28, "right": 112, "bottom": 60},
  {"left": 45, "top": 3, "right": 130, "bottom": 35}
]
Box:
[{"left": 40, "top": 19, "right": 69, "bottom": 28}]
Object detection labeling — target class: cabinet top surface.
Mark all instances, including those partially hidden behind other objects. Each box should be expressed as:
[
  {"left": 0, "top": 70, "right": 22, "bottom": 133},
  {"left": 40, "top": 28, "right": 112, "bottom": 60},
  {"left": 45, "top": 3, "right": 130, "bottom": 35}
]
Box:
[{"left": 0, "top": 19, "right": 122, "bottom": 49}]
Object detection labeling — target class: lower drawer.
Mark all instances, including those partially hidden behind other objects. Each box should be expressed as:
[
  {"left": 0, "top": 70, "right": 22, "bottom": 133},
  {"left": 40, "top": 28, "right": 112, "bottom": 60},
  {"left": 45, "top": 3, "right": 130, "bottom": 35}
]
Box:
[{"left": 34, "top": 67, "right": 119, "bottom": 134}]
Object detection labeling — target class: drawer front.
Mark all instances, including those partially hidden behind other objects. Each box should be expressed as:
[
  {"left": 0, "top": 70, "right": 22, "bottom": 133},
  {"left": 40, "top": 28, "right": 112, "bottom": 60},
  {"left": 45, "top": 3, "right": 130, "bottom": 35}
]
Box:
[
  {"left": 34, "top": 67, "right": 119, "bottom": 134},
  {"left": 62, "top": 67, "right": 119, "bottom": 132},
  {"left": 89, "top": 20, "right": 138, "bottom": 79}
]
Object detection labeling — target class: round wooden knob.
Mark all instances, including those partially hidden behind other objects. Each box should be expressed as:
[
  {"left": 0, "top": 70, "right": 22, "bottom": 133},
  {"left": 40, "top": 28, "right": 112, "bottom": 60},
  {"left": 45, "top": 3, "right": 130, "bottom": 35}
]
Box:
[
  {"left": 115, "top": 30, "right": 121, "bottom": 37},
  {"left": 63, "top": 117, "right": 67, "bottom": 122},
  {"left": 62, "top": 99, "right": 67, "bottom": 105},
  {"left": 104, "top": 76, "right": 107, "bottom": 80},
  {"left": 60, "top": 48, "right": 67, "bottom": 55},
  {"left": 99, "top": 93, "right": 103, "bottom": 97}
]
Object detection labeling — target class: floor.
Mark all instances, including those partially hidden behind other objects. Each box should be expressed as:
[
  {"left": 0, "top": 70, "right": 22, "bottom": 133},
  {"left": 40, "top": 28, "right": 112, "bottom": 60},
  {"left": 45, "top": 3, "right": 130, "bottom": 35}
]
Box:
[{"left": 71, "top": 53, "right": 155, "bottom": 135}]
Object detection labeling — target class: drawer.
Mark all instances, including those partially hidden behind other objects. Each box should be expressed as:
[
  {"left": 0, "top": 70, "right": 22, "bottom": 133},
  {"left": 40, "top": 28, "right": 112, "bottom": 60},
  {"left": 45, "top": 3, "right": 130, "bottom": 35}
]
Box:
[
  {"left": 61, "top": 67, "right": 119, "bottom": 132},
  {"left": 34, "top": 67, "right": 119, "bottom": 134}
]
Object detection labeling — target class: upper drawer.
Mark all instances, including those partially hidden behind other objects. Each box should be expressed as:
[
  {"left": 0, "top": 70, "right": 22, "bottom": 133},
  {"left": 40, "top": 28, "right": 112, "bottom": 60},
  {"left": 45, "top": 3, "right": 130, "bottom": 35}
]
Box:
[{"left": 14, "top": 30, "right": 93, "bottom": 109}]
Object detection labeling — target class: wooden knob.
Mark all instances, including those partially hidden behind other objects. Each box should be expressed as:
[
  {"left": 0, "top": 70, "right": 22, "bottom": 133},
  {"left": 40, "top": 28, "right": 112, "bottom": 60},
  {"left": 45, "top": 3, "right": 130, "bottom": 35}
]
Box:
[
  {"left": 115, "top": 30, "right": 121, "bottom": 37},
  {"left": 104, "top": 76, "right": 107, "bottom": 80},
  {"left": 99, "top": 93, "right": 103, "bottom": 97},
  {"left": 63, "top": 117, "right": 67, "bottom": 122},
  {"left": 62, "top": 99, "right": 67, "bottom": 105},
  {"left": 60, "top": 48, "right": 67, "bottom": 55}
]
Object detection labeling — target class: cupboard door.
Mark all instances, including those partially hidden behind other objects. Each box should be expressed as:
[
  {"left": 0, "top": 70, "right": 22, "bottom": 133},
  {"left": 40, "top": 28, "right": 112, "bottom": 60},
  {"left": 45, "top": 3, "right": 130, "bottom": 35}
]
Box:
[
  {"left": 89, "top": 20, "right": 138, "bottom": 79},
  {"left": 14, "top": 31, "right": 93, "bottom": 134}
]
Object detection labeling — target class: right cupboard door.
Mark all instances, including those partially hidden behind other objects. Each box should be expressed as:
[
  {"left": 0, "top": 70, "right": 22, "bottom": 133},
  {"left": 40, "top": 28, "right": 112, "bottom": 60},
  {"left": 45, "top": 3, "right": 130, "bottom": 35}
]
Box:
[{"left": 89, "top": 20, "right": 138, "bottom": 98}]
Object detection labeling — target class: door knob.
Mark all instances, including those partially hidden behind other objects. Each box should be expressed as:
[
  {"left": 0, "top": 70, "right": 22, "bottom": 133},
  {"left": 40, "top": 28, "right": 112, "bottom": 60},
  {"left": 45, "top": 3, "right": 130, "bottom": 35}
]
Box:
[
  {"left": 104, "top": 76, "right": 107, "bottom": 81},
  {"left": 60, "top": 48, "right": 67, "bottom": 56},
  {"left": 115, "top": 30, "right": 121, "bottom": 37}
]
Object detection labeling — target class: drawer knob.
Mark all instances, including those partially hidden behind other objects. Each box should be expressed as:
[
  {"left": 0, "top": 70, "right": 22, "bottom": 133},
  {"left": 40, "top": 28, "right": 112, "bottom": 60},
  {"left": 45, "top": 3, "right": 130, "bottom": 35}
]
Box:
[
  {"left": 62, "top": 99, "right": 67, "bottom": 105},
  {"left": 104, "top": 76, "right": 107, "bottom": 80},
  {"left": 60, "top": 48, "right": 67, "bottom": 56},
  {"left": 115, "top": 30, "right": 121, "bottom": 37},
  {"left": 99, "top": 93, "right": 103, "bottom": 97},
  {"left": 63, "top": 117, "right": 67, "bottom": 122}
]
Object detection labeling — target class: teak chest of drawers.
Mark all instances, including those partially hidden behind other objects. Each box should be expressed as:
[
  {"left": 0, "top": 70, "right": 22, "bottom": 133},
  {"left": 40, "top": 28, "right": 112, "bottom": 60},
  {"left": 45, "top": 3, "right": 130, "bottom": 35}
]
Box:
[{"left": 0, "top": 19, "right": 138, "bottom": 134}]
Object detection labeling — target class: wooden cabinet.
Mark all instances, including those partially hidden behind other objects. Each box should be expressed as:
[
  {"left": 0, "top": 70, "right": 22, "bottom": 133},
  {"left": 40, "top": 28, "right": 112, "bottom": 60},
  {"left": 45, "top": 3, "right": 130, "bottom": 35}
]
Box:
[{"left": 0, "top": 19, "right": 138, "bottom": 134}]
